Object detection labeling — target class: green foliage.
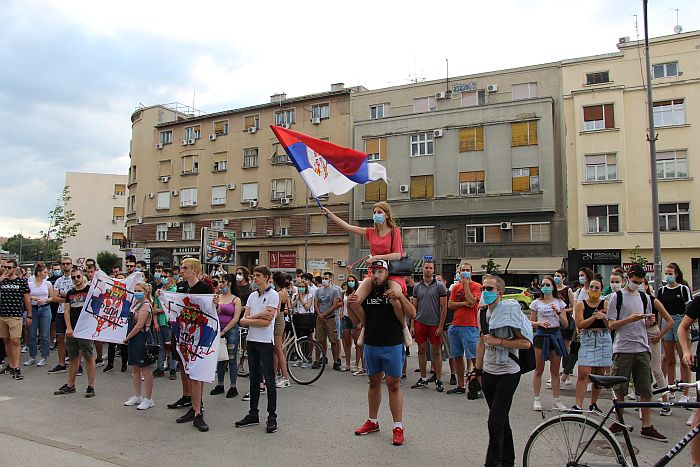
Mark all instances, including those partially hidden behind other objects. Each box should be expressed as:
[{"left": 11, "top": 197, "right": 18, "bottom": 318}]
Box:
[
  {"left": 628, "top": 244, "right": 647, "bottom": 268},
  {"left": 96, "top": 251, "right": 121, "bottom": 272},
  {"left": 1, "top": 234, "right": 47, "bottom": 262},
  {"left": 39, "top": 185, "right": 81, "bottom": 261},
  {"left": 481, "top": 247, "right": 501, "bottom": 274}
]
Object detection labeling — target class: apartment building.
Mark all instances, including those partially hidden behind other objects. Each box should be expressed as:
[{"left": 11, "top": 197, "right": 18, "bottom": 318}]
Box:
[
  {"left": 126, "top": 84, "right": 362, "bottom": 276},
  {"left": 62, "top": 172, "right": 128, "bottom": 266},
  {"left": 563, "top": 30, "right": 700, "bottom": 289},
  {"left": 349, "top": 65, "right": 567, "bottom": 284}
]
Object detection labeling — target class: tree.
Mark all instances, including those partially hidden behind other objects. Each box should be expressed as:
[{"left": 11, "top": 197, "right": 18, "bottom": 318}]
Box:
[
  {"left": 40, "top": 185, "right": 81, "bottom": 261},
  {"left": 628, "top": 244, "right": 647, "bottom": 268},
  {"left": 96, "top": 251, "right": 121, "bottom": 272},
  {"left": 481, "top": 247, "right": 501, "bottom": 274},
  {"left": 2, "top": 234, "right": 45, "bottom": 262}
]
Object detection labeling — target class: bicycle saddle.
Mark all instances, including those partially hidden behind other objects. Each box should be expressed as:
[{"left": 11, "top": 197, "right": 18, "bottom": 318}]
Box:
[{"left": 589, "top": 374, "right": 628, "bottom": 388}]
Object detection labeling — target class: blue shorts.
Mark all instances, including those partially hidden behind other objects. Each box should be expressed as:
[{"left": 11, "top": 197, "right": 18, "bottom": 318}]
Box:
[
  {"left": 448, "top": 325, "right": 479, "bottom": 359},
  {"left": 364, "top": 344, "right": 405, "bottom": 378},
  {"left": 662, "top": 314, "right": 685, "bottom": 342},
  {"left": 341, "top": 316, "right": 357, "bottom": 330}
]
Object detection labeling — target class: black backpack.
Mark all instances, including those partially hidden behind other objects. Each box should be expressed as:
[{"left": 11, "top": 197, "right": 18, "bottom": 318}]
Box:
[
  {"left": 612, "top": 290, "right": 650, "bottom": 319},
  {"left": 478, "top": 307, "right": 536, "bottom": 374}
]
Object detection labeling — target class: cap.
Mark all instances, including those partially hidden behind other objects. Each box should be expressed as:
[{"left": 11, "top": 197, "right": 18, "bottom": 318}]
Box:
[{"left": 369, "top": 259, "right": 389, "bottom": 270}]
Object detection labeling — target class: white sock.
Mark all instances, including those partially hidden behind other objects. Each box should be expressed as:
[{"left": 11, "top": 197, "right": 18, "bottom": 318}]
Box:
[
  {"left": 369, "top": 418, "right": 378, "bottom": 424},
  {"left": 393, "top": 421, "right": 403, "bottom": 429}
]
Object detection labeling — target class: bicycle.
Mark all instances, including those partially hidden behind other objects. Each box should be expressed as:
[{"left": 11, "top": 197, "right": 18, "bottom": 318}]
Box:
[
  {"left": 237, "top": 326, "right": 249, "bottom": 378},
  {"left": 523, "top": 374, "right": 700, "bottom": 466},
  {"left": 282, "top": 311, "right": 325, "bottom": 385}
]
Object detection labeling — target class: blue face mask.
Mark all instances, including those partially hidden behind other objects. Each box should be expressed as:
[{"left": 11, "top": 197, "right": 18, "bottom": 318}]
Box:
[
  {"left": 578, "top": 276, "right": 586, "bottom": 285},
  {"left": 173, "top": 274, "right": 180, "bottom": 281},
  {"left": 347, "top": 281, "right": 355, "bottom": 288},
  {"left": 298, "top": 287, "right": 306, "bottom": 293},
  {"left": 553, "top": 276, "right": 562, "bottom": 285},
  {"left": 540, "top": 285, "right": 553, "bottom": 295},
  {"left": 665, "top": 275, "right": 675, "bottom": 284},
  {"left": 372, "top": 213, "right": 385, "bottom": 225},
  {"left": 53, "top": 270, "right": 61, "bottom": 277},
  {"left": 135, "top": 268, "right": 141, "bottom": 272},
  {"left": 221, "top": 287, "right": 229, "bottom": 294},
  {"left": 482, "top": 290, "right": 498, "bottom": 305},
  {"left": 154, "top": 273, "right": 161, "bottom": 279},
  {"left": 134, "top": 292, "right": 145, "bottom": 301},
  {"left": 460, "top": 271, "right": 471, "bottom": 279}
]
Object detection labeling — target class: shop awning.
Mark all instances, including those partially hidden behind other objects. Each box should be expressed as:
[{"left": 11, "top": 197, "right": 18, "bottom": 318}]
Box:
[
  {"left": 505, "top": 257, "right": 564, "bottom": 275},
  {"left": 460, "top": 258, "right": 510, "bottom": 274},
  {"left": 354, "top": 257, "right": 424, "bottom": 273}
]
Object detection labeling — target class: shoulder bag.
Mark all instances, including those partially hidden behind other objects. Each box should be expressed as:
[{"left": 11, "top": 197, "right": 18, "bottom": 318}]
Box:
[{"left": 387, "top": 228, "right": 414, "bottom": 276}]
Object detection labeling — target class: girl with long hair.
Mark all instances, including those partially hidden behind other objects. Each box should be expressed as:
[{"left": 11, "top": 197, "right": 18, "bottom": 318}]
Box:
[
  {"left": 123, "top": 282, "right": 155, "bottom": 410},
  {"left": 24, "top": 262, "right": 55, "bottom": 367},
  {"left": 210, "top": 274, "right": 242, "bottom": 398}
]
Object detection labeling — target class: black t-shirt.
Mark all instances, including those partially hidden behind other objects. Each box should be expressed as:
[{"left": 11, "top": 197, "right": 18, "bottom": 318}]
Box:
[
  {"left": 238, "top": 283, "right": 252, "bottom": 308},
  {"left": 48, "top": 275, "right": 60, "bottom": 313},
  {"left": 362, "top": 290, "right": 402, "bottom": 346},
  {"left": 177, "top": 280, "right": 213, "bottom": 295},
  {"left": 65, "top": 285, "right": 90, "bottom": 329},
  {"left": 657, "top": 285, "right": 691, "bottom": 315},
  {"left": 685, "top": 296, "right": 700, "bottom": 360},
  {"left": 582, "top": 300, "right": 606, "bottom": 329},
  {"left": 0, "top": 277, "right": 30, "bottom": 317}
]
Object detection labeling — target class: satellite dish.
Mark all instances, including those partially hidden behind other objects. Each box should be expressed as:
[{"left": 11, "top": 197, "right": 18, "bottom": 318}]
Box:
[{"left": 674, "top": 24, "right": 683, "bottom": 34}]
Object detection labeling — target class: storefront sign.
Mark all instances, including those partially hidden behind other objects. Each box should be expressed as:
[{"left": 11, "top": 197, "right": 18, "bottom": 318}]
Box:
[
  {"left": 578, "top": 250, "right": 621, "bottom": 264},
  {"left": 452, "top": 82, "right": 477, "bottom": 93},
  {"left": 307, "top": 260, "right": 328, "bottom": 271},
  {"left": 269, "top": 251, "right": 297, "bottom": 269},
  {"left": 174, "top": 247, "right": 200, "bottom": 255},
  {"left": 622, "top": 262, "right": 654, "bottom": 273}
]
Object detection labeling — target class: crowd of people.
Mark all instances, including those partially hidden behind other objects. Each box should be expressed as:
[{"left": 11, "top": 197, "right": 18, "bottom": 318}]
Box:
[{"left": 2, "top": 200, "right": 700, "bottom": 466}]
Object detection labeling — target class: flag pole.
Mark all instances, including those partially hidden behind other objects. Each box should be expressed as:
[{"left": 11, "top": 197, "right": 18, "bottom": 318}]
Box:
[{"left": 313, "top": 196, "right": 328, "bottom": 217}]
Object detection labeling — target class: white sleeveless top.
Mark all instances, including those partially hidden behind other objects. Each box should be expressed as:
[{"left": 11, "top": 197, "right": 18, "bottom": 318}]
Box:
[{"left": 28, "top": 278, "right": 51, "bottom": 305}]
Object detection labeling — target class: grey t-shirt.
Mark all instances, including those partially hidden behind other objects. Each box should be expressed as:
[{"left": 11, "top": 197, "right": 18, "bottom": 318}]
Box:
[
  {"left": 608, "top": 288, "right": 651, "bottom": 354},
  {"left": 413, "top": 279, "right": 448, "bottom": 326},
  {"left": 315, "top": 286, "right": 340, "bottom": 318}
]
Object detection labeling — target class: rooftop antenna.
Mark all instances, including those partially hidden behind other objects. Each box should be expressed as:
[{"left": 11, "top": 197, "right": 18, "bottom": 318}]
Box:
[
  {"left": 671, "top": 8, "right": 683, "bottom": 33},
  {"left": 445, "top": 58, "right": 449, "bottom": 94}
]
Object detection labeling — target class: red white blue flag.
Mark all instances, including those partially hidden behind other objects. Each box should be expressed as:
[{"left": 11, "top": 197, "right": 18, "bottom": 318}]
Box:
[{"left": 270, "top": 125, "right": 387, "bottom": 198}]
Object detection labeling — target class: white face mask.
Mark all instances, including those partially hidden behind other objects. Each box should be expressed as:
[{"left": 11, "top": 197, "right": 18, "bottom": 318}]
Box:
[
  {"left": 626, "top": 281, "right": 641, "bottom": 292},
  {"left": 236, "top": 274, "right": 244, "bottom": 282},
  {"left": 322, "top": 279, "right": 330, "bottom": 287},
  {"left": 610, "top": 283, "right": 622, "bottom": 292}
]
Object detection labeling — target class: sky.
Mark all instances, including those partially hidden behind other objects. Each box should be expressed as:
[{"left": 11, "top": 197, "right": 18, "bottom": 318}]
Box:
[{"left": 0, "top": 0, "right": 697, "bottom": 239}]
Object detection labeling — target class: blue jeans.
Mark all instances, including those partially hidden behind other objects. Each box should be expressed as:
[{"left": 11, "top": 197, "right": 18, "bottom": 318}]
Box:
[
  {"left": 29, "top": 305, "right": 52, "bottom": 358},
  {"left": 216, "top": 327, "right": 240, "bottom": 386},
  {"left": 154, "top": 324, "right": 173, "bottom": 371}
]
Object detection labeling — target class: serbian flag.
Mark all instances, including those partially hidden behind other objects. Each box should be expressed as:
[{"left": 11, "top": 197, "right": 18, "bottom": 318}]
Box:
[{"left": 270, "top": 125, "right": 387, "bottom": 198}]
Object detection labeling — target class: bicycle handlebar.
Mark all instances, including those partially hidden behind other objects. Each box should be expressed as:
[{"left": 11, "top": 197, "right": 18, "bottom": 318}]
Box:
[{"left": 652, "top": 380, "right": 700, "bottom": 396}]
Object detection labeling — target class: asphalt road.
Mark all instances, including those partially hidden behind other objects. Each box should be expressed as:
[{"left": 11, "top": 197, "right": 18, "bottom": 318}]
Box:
[{"left": 0, "top": 348, "right": 696, "bottom": 466}]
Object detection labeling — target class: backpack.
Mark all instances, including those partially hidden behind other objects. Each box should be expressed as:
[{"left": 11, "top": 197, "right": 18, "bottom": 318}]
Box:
[
  {"left": 658, "top": 285, "right": 691, "bottom": 304},
  {"left": 611, "top": 290, "right": 650, "bottom": 320},
  {"left": 478, "top": 307, "right": 536, "bottom": 374}
]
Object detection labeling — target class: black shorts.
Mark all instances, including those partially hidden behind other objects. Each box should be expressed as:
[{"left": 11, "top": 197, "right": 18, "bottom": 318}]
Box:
[{"left": 55, "top": 314, "right": 67, "bottom": 334}]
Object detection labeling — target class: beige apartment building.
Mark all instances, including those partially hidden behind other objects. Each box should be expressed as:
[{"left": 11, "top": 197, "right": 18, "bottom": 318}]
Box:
[
  {"left": 563, "top": 30, "right": 700, "bottom": 289},
  {"left": 126, "top": 84, "right": 361, "bottom": 276},
  {"left": 62, "top": 172, "right": 128, "bottom": 267}
]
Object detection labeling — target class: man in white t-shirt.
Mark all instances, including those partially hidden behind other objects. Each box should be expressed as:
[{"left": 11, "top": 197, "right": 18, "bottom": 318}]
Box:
[{"left": 236, "top": 265, "right": 279, "bottom": 434}]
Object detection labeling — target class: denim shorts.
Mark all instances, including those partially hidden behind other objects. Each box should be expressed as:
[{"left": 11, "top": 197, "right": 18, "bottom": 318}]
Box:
[
  {"left": 448, "top": 325, "right": 478, "bottom": 359},
  {"left": 662, "top": 314, "right": 685, "bottom": 342},
  {"left": 341, "top": 316, "right": 357, "bottom": 330},
  {"left": 364, "top": 344, "right": 404, "bottom": 378}
]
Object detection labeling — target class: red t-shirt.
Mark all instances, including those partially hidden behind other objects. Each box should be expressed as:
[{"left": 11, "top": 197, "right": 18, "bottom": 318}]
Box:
[
  {"left": 365, "top": 227, "right": 403, "bottom": 256},
  {"left": 449, "top": 281, "right": 482, "bottom": 327}
]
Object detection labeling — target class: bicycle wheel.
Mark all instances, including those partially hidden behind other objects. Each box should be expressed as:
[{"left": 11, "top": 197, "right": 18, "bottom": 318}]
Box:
[
  {"left": 286, "top": 338, "right": 325, "bottom": 385},
  {"left": 523, "top": 414, "right": 625, "bottom": 467}
]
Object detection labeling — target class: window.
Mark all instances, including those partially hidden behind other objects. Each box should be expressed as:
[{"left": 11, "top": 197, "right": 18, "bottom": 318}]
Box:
[
  {"left": 243, "top": 148, "right": 258, "bottom": 168},
  {"left": 274, "top": 217, "right": 290, "bottom": 236},
  {"left": 241, "top": 183, "right": 258, "bottom": 202},
  {"left": 184, "top": 125, "right": 200, "bottom": 140},
  {"left": 410, "top": 175, "right": 434, "bottom": 199},
  {"left": 587, "top": 205, "right": 619, "bottom": 233},
  {"left": 583, "top": 104, "right": 615, "bottom": 131},
  {"left": 211, "top": 220, "right": 224, "bottom": 229},
  {"left": 128, "top": 195, "right": 135, "bottom": 213},
  {"left": 179, "top": 187, "right": 197, "bottom": 207},
  {"left": 113, "top": 184, "right": 125, "bottom": 196},
  {"left": 364, "top": 180, "right": 387, "bottom": 202},
  {"left": 213, "top": 120, "right": 229, "bottom": 136},
  {"left": 274, "top": 109, "right": 295, "bottom": 125},
  {"left": 112, "top": 207, "right": 125, "bottom": 221},
  {"left": 402, "top": 227, "right": 435, "bottom": 247},
  {"left": 653, "top": 99, "right": 685, "bottom": 127},
  {"left": 211, "top": 185, "right": 226, "bottom": 205},
  {"left": 466, "top": 225, "right": 504, "bottom": 244},
  {"left": 182, "top": 222, "right": 196, "bottom": 240},
  {"left": 159, "top": 130, "right": 173, "bottom": 145},
  {"left": 365, "top": 138, "right": 387, "bottom": 161},
  {"left": 512, "top": 223, "right": 551, "bottom": 242},
  {"left": 653, "top": 62, "right": 678, "bottom": 79},
  {"left": 129, "top": 165, "right": 137, "bottom": 184},
  {"left": 271, "top": 152, "right": 290, "bottom": 165},
  {"left": 111, "top": 232, "right": 125, "bottom": 246},
  {"left": 241, "top": 218, "right": 256, "bottom": 237},
  {"left": 413, "top": 97, "right": 437, "bottom": 113},
  {"left": 244, "top": 115, "right": 259, "bottom": 130},
  {"left": 311, "top": 103, "right": 330, "bottom": 120},
  {"left": 410, "top": 132, "right": 434, "bottom": 157},
  {"left": 181, "top": 155, "right": 199, "bottom": 174},
  {"left": 370, "top": 104, "right": 385, "bottom": 119},
  {"left": 659, "top": 203, "right": 690, "bottom": 231},
  {"left": 156, "top": 224, "right": 168, "bottom": 241},
  {"left": 586, "top": 71, "right": 610, "bottom": 85},
  {"left": 156, "top": 192, "right": 170, "bottom": 210},
  {"left": 271, "top": 178, "right": 293, "bottom": 200},
  {"left": 459, "top": 171, "right": 485, "bottom": 196},
  {"left": 310, "top": 215, "right": 327, "bottom": 235},
  {"left": 511, "top": 121, "right": 538, "bottom": 146},
  {"left": 461, "top": 91, "right": 478, "bottom": 107},
  {"left": 213, "top": 151, "right": 227, "bottom": 172},
  {"left": 512, "top": 82, "right": 538, "bottom": 100},
  {"left": 158, "top": 160, "right": 172, "bottom": 178},
  {"left": 512, "top": 167, "right": 540, "bottom": 192},
  {"left": 657, "top": 150, "right": 688, "bottom": 179},
  {"left": 459, "top": 127, "right": 484, "bottom": 152},
  {"left": 585, "top": 154, "right": 617, "bottom": 181}
]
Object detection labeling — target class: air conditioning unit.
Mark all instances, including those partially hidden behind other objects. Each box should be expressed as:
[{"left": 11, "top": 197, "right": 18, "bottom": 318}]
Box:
[
  {"left": 399, "top": 184, "right": 409, "bottom": 193},
  {"left": 337, "top": 259, "right": 347, "bottom": 267},
  {"left": 280, "top": 197, "right": 290, "bottom": 205},
  {"left": 156, "top": 143, "right": 164, "bottom": 150},
  {"left": 248, "top": 127, "right": 257, "bottom": 134},
  {"left": 266, "top": 229, "right": 274, "bottom": 237},
  {"left": 171, "top": 190, "right": 178, "bottom": 196},
  {"left": 166, "top": 222, "right": 173, "bottom": 228},
  {"left": 435, "top": 91, "right": 446, "bottom": 100},
  {"left": 311, "top": 117, "right": 321, "bottom": 125},
  {"left": 249, "top": 200, "right": 258, "bottom": 208},
  {"left": 208, "top": 134, "right": 216, "bottom": 141},
  {"left": 487, "top": 84, "right": 498, "bottom": 93},
  {"left": 222, "top": 219, "right": 229, "bottom": 225},
  {"left": 181, "top": 200, "right": 192, "bottom": 207},
  {"left": 180, "top": 139, "right": 188, "bottom": 146},
  {"left": 619, "top": 36, "right": 630, "bottom": 44},
  {"left": 160, "top": 176, "right": 170, "bottom": 183},
  {"left": 242, "top": 232, "right": 255, "bottom": 238},
  {"left": 172, "top": 222, "right": 180, "bottom": 228},
  {"left": 137, "top": 218, "right": 143, "bottom": 224},
  {"left": 280, "top": 227, "right": 289, "bottom": 236},
  {"left": 282, "top": 123, "right": 291, "bottom": 129},
  {"left": 500, "top": 221, "right": 512, "bottom": 230},
  {"left": 433, "top": 129, "right": 443, "bottom": 138},
  {"left": 147, "top": 192, "right": 154, "bottom": 199},
  {"left": 112, "top": 194, "right": 117, "bottom": 199},
  {"left": 111, "top": 219, "right": 116, "bottom": 224},
  {"left": 227, "top": 183, "right": 236, "bottom": 190},
  {"left": 188, "top": 138, "right": 196, "bottom": 145}
]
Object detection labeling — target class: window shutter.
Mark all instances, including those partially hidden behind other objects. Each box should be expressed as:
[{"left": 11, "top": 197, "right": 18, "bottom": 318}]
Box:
[
  {"left": 410, "top": 176, "right": 426, "bottom": 198},
  {"left": 603, "top": 104, "right": 615, "bottom": 128},
  {"left": 475, "top": 126, "right": 484, "bottom": 151},
  {"left": 528, "top": 121, "right": 538, "bottom": 145},
  {"left": 379, "top": 138, "right": 387, "bottom": 157},
  {"left": 426, "top": 175, "right": 434, "bottom": 197},
  {"left": 113, "top": 207, "right": 125, "bottom": 217},
  {"left": 484, "top": 226, "right": 502, "bottom": 243},
  {"left": 365, "top": 138, "right": 379, "bottom": 155},
  {"left": 112, "top": 232, "right": 125, "bottom": 240},
  {"left": 310, "top": 215, "right": 326, "bottom": 234},
  {"left": 365, "top": 180, "right": 386, "bottom": 202},
  {"left": 244, "top": 116, "right": 256, "bottom": 129},
  {"left": 530, "top": 167, "right": 539, "bottom": 176},
  {"left": 586, "top": 154, "right": 606, "bottom": 164},
  {"left": 583, "top": 105, "right": 603, "bottom": 122},
  {"left": 159, "top": 160, "right": 172, "bottom": 177},
  {"left": 459, "top": 128, "right": 472, "bottom": 152},
  {"left": 511, "top": 122, "right": 528, "bottom": 147},
  {"left": 512, "top": 225, "right": 530, "bottom": 242},
  {"left": 459, "top": 172, "right": 475, "bottom": 182}
]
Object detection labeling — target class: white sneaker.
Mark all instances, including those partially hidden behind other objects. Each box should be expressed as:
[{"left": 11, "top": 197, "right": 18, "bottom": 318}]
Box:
[
  {"left": 96, "top": 360, "right": 105, "bottom": 367},
  {"left": 560, "top": 379, "right": 574, "bottom": 389},
  {"left": 23, "top": 358, "right": 36, "bottom": 366},
  {"left": 136, "top": 398, "right": 154, "bottom": 410},
  {"left": 626, "top": 390, "right": 637, "bottom": 401},
  {"left": 36, "top": 358, "right": 47, "bottom": 367},
  {"left": 402, "top": 325, "right": 413, "bottom": 347},
  {"left": 533, "top": 397, "right": 543, "bottom": 411},
  {"left": 292, "top": 360, "right": 302, "bottom": 367},
  {"left": 124, "top": 395, "right": 142, "bottom": 406},
  {"left": 552, "top": 398, "right": 567, "bottom": 410},
  {"left": 275, "top": 377, "right": 290, "bottom": 388},
  {"left": 688, "top": 412, "right": 695, "bottom": 426},
  {"left": 20, "top": 345, "right": 28, "bottom": 353},
  {"left": 545, "top": 379, "right": 552, "bottom": 388},
  {"left": 678, "top": 395, "right": 690, "bottom": 403}
]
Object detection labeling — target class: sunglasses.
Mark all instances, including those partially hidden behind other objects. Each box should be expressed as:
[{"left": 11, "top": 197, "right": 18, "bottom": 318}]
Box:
[
  {"left": 481, "top": 286, "right": 496, "bottom": 292},
  {"left": 3, "top": 266, "right": 14, "bottom": 270},
  {"left": 61, "top": 262, "right": 72, "bottom": 266},
  {"left": 71, "top": 275, "right": 82, "bottom": 281}
]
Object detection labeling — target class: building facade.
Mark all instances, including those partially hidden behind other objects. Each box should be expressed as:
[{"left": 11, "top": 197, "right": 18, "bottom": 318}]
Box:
[
  {"left": 62, "top": 172, "right": 128, "bottom": 267},
  {"left": 126, "top": 85, "right": 361, "bottom": 277},
  {"left": 349, "top": 64, "right": 567, "bottom": 284},
  {"left": 563, "top": 31, "right": 700, "bottom": 290}
]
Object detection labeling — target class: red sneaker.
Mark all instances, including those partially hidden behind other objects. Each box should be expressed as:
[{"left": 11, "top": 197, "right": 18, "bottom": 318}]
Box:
[
  {"left": 354, "top": 419, "right": 380, "bottom": 435},
  {"left": 392, "top": 427, "right": 405, "bottom": 446}
]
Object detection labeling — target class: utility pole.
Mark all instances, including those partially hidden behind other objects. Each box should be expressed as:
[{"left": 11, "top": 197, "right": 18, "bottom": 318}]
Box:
[
  {"left": 642, "top": 0, "right": 663, "bottom": 288},
  {"left": 304, "top": 186, "right": 309, "bottom": 271}
]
